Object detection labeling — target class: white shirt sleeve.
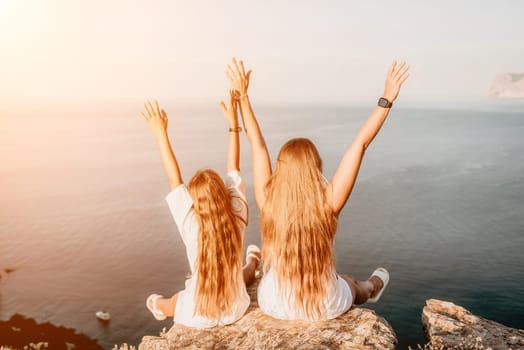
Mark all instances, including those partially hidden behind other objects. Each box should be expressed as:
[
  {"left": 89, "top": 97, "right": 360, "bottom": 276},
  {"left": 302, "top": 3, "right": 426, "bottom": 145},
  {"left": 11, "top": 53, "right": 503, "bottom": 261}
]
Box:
[
  {"left": 225, "top": 170, "right": 248, "bottom": 228},
  {"left": 165, "top": 184, "right": 194, "bottom": 245}
]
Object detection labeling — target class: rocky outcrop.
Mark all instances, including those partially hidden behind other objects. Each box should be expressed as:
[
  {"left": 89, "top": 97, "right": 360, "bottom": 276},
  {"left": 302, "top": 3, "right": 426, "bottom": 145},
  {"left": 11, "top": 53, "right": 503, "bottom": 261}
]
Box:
[
  {"left": 137, "top": 279, "right": 397, "bottom": 350},
  {"left": 0, "top": 313, "right": 103, "bottom": 350},
  {"left": 488, "top": 73, "right": 524, "bottom": 99},
  {"left": 422, "top": 299, "right": 524, "bottom": 349},
  {"left": 138, "top": 307, "right": 396, "bottom": 350}
]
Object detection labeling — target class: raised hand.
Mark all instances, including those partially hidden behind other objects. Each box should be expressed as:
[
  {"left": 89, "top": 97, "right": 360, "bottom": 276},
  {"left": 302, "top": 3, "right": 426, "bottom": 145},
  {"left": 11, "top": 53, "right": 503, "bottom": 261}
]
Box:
[
  {"left": 383, "top": 61, "right": 410, "bottom": 102},
  {"left": 226, "top": 57, "right": 252, "bottom": 97},
  {"left": 141, "top": 100, "right": 168, "bottom": 138},
  {"left": 139, "top": 100, "right": 182, "bottom": 189},
  {"left": 220, "top": 90, "right": 240, "bottom": 128},
  {"left": 328, "top": 61, "right": 410, "bottom": 215},
  {"left": 225, "top": 58, "right": 271, "bottom": 208}
]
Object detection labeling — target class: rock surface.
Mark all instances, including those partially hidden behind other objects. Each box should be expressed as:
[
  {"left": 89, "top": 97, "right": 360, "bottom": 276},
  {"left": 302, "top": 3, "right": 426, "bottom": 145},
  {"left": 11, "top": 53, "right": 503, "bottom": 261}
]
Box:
[
  {"left": 422, "top": 299, "right": 524, "bottom": 349},
  {"left": 0, "top": 313, "right": 103, "bottom": 350},
  {"left": 137, "top": 278, "right": 397, "bottom": 350},
  {"left": 488, "top": 73, "right": 524, "bottom": 99}
]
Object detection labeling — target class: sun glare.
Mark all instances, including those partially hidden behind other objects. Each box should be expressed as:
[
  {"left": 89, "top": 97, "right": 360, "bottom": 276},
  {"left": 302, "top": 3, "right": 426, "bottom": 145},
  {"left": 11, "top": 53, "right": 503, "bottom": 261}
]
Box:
[
  {"left": 0, "top": 0, "right": 24, "bottom": 35},
  {"left": 0, "top": 0, "right": 16, "bottom": 16}
]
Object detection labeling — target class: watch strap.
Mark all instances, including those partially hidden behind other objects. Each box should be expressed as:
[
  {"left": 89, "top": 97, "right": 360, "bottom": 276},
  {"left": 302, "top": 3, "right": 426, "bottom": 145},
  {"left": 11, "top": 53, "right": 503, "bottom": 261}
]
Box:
[{"left": 378, "top": 97, "right": 393, "bottom": 108}]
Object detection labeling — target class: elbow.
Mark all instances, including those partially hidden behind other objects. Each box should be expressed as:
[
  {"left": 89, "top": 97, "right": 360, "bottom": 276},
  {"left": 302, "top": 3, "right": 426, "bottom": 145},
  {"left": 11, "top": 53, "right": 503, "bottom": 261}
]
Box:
[
  {"left": 245, "top": 130, "right": 266, "bottom": 148},
  {"left": 255, "top": 139, "right": 267, "bottom": 150},
  {"left": 355, "top": 137, "right": 368, "bottom": 152},
  {"left": 249, "top": 137, "right": 267, "bottom": 152}
]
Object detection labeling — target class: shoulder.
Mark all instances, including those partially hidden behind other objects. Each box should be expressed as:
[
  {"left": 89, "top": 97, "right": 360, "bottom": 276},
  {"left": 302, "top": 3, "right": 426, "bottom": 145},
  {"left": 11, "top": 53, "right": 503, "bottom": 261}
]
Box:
[{"left": 165, "top": 184, "right": 194, "bottom": 230}]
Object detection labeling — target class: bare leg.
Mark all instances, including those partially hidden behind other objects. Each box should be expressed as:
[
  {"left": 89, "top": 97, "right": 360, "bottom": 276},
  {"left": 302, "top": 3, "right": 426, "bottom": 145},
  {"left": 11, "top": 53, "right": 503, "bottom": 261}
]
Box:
[
  {"left": 155, "top": 293, "right": 179, "bottom": 317},
  {"left": 152, "top": 247, "right": 261, "bottom": 318},
  {"left": 340, "top": 273, "right": 384, "bottom": 305},
  {"left": 243, "top": 249, "right": 261, "bottom": 287}
]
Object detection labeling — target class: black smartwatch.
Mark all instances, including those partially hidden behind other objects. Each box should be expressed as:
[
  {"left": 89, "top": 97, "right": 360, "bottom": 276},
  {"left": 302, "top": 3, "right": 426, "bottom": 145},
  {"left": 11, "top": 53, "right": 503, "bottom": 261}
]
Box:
[{"left": 378, "top": 97, "right": 393, "bottom": 108}]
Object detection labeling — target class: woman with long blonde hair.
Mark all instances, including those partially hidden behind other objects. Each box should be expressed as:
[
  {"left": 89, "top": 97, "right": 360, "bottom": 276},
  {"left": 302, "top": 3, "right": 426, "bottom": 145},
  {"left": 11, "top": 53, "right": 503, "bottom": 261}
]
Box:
[
  {"left": 226, "top": 58, "right": 409, "bottom": 320},
  {"left": 141, "top": 92, "right": 260, "bottom": 327}
]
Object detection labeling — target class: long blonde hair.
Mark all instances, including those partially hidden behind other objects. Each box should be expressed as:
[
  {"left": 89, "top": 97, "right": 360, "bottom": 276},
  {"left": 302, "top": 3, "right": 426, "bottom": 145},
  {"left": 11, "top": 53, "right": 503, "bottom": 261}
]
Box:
[
  {"left": 187, "top": 169, "right": 244, "bottom": 320},
  {"left": 261, "top": 138, "right": 338, "bottom": 320}
]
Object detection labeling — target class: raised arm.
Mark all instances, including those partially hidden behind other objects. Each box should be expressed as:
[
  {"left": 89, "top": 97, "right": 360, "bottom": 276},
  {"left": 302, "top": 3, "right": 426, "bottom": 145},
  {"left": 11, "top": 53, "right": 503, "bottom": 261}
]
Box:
[
  {"left": 141, "top": 100, "right": 183, "bottom": 190},
  {"left": 220, "top": 90, "right": 241, "bottom": 172},
  {"left": 227, "top": 58, "right": 272, "bottom": 209},
  {"left": 327, "top": 61, "right": 410, "bottom": 215}
]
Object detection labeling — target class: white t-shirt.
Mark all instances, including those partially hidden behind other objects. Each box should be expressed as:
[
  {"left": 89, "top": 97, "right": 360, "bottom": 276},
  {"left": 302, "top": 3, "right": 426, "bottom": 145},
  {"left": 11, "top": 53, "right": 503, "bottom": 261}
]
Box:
[
  {"left": 258, "top": 266, "right": 353, "bottom": 320},
  {"left": 165, "top": 170, "right": 250, "bottom": 328}
]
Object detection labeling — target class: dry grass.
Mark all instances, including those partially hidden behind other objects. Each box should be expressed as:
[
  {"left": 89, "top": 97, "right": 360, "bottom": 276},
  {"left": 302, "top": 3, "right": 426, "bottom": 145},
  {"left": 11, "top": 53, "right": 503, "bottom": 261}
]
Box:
[
  {"left": 410, "top": 336, "right": 497, "bottom": 350},
  {"left": 111, "top": 344, "right": 137, "bottom": 350},
  {"left": 111, "top": 327, "right": 170, "bottom": 350},
  {"left": 0, "top": 343, "right": 48, "bottom": 350}
]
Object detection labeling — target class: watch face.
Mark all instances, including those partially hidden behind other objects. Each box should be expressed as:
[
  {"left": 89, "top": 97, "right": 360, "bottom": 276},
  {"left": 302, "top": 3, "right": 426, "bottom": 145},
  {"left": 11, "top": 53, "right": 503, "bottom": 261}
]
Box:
[{"left": 378, "top": 98, "right": 388, "bottom": 107}]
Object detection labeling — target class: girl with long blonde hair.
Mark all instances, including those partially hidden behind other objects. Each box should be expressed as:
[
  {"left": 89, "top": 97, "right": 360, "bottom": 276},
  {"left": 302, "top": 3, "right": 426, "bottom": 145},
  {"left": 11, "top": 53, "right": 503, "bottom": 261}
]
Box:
[
  {"left": 141, "top": 93, "right": 260, "bottom": 327},
  {"left": 226, "top": 58, "right": 409, "bottom": 320}
]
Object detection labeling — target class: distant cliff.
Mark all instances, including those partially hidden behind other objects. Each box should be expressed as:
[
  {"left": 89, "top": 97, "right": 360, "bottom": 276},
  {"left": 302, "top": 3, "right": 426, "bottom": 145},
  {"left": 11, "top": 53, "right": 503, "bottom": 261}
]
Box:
[{"left": 488, "top": 73, "right": 524, "bottom": 99}]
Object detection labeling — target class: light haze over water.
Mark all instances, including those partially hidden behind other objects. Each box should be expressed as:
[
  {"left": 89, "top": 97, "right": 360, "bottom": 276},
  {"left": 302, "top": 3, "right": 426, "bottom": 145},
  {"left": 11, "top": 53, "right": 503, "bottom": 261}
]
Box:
[
  {"left": 1, "top": 0, "right": 524, "bottom": 347},
  {"left": 1, "top": 101, "right": 523, "bottom": 348}
]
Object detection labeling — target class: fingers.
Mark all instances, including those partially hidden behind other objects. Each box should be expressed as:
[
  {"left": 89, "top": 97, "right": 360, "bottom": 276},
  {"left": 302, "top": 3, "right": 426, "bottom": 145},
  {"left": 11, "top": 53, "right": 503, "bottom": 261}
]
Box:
[
  {"left": 240, "top": 60, "right": 246, "bottom": 76},
  {"left": 143, "top": 100, "right": 167, "bottom": 120},
  {"left": 231, "top": 88, "right": 239, "bottom": 100},
  {"left": 387, "top": 60, "right": 409, "bottom": 84},
  {"left": 227, "top": 64, "right": 239, "bottom": 83},
  {"left": 226, "top": 69, "right": 235, "bottom": 83},
  {"left": 232, "top": 57, "right": 242, "bottom": 77},
  {"left": 140, "top": 111, "right": 148, "bottom": 121},
  {"left": 388, "top": 60, "right": 397, "bottom": 76},
  {"left": 226, "top": 58, "right": 251, "bottom": 91},
  {"left": 383, "top": 60, "right": 409, "bottom": 101},
  {"left": 226, "top": 64, "right": 234, "bottom": 78},
  {"left": 229, "top": 89, "right": 235, "bottom": 107},
  {"left": 394, "top": 64, "right": 410, "bottom": 82},
  {"left": 144, "top": 102, "right": 154, "bottom": 118},
  {"left": 229, "top": 63, "right": 241, "bottom": 80},
  {"left": 246, "top": 70, "right": 252, "bottom": 88},
  {"left": 220, "top": 101, "right": 227, "bottom": 113},
  {"left": 147, "top": 101, "right": 156, "bottom": 117},
  {"left": 393, "top": 62, "right": 406, "bottom": 77},
  {"left": 398, "top": 71, "right": 410, "bottom": 85},
  {"left": 221, "top": 90, "right": 239, "bottom": 118},
  {"left": 155, "top": 100, "right": 161, "bottom": 116}
]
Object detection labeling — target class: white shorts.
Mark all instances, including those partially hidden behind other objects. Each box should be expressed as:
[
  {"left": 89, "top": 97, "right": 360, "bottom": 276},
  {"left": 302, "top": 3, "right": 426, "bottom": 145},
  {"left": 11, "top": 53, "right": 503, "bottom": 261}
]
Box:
[
  {"left": 173, "top": 278, "right": 250, "bottom": 328},
  {"left": 257, "top": 268, "right": 353, "bottom": 320}
]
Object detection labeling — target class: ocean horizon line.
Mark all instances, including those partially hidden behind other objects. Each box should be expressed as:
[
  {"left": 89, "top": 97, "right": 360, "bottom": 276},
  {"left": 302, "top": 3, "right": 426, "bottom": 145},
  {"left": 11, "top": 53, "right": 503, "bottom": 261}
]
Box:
[{"left": 2, "top": 97, "right": 523, "bottom": 115}]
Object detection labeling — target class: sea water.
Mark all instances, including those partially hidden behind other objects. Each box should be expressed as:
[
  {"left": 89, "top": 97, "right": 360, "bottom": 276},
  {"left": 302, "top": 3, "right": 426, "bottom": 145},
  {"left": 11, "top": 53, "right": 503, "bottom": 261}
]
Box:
[{"left": 1, "top": 102, "right": 523, "bottom": 348}]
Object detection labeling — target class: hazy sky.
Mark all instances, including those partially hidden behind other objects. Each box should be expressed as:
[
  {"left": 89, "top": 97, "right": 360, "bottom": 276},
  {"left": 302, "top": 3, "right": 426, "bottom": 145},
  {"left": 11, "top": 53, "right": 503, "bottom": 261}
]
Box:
[{"left": 0, "top": 0, "right": 523, "bottom": 105}]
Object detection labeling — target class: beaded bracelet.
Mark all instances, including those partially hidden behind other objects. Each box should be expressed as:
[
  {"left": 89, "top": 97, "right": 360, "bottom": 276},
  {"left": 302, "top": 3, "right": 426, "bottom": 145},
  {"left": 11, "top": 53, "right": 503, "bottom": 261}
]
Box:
[{"left": 229, "top": 126, "right": 242, "bottom": 132}]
